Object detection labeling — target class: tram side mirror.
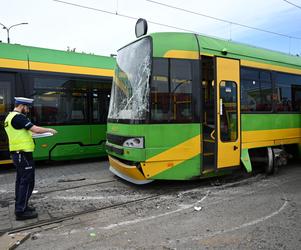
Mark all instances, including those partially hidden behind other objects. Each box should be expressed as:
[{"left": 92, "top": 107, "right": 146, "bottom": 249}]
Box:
[{"left": 135, "top": 18, "right": 148, "bottom": 38}]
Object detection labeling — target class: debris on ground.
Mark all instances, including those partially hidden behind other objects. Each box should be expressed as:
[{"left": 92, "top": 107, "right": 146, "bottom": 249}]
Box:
[
  {"left": 89, "top": 232, "right": 96, "bottom": 237},
  {"left": 0, "top": 232, "right": 30, "bottom": 250},
  {"left": 194, "top": 206, "right": 202, "bottom": 211}
]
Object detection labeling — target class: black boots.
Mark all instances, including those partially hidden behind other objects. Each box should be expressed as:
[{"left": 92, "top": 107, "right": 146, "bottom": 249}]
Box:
[
  {"left": 26, "top": 206, "right": 36, "bottom": 212},
  {"left": 15, "top": 210, "right": 38, "bottom": 221}
]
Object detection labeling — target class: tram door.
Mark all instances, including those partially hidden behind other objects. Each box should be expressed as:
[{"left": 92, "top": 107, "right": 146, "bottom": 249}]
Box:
[
  {"left": 202, "top": 56, "right": 216, "bottom": 173},
  {"left": 215, "top": 57, "right": 241, "bottom": 168},
  {"left": 0, "top": 73, "right": 14, "bottom": 164}
]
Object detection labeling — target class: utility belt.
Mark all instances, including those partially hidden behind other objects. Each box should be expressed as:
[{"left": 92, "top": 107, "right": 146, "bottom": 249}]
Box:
[{"left": 10, "top": 151, "right": 33, "bottom": 160}]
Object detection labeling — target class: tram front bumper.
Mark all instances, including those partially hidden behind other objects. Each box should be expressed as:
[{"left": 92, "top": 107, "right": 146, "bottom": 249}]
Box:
[{"left": 108, "top": 156, "right": 153, "bottom": 185}]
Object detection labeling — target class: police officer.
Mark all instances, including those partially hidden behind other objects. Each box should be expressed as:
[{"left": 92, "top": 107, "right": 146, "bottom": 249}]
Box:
[{"left": 4, "top": 97, "right": 57, "bottom": 220}]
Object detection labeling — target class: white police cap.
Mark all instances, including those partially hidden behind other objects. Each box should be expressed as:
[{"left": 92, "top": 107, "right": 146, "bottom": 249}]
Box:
[{"left": 14, "top": 97, "right": 34, "bottom": 105}]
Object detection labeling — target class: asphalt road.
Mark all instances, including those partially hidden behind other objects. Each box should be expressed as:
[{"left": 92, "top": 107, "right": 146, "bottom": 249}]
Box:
[{"left": 14, "top": 161, "right": 300, "bottom": 250}]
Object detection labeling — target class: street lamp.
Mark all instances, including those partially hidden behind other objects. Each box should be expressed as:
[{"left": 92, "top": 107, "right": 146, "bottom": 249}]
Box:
[{"left": 0, "top": 22, "right": 28, "bottom": 44}]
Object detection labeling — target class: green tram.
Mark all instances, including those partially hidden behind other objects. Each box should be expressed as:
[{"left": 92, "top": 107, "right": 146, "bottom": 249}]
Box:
[
  {"left": 106, "top": 22, "right": 301, "bottom": 184},
  {"left": 0, "top": 43, "right": 115, "bottom": 165}
]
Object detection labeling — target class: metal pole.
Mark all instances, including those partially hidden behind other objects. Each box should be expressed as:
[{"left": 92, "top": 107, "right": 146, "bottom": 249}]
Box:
[
  {"left": 0, "top": 22, "right": 28, "bottom": 43},
  {"left": 6, "top": 28, "right": 10, "bottom": 43}
]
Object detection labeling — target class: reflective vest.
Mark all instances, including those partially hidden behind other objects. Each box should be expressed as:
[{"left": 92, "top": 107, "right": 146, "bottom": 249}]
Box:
[{"left": 4, "top": 111, "right": 35, "bottom": 152}]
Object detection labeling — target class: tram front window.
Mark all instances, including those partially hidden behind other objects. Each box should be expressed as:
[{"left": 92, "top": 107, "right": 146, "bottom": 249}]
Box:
[{"left": 108, "top": 38, "right": 151, "bottom": 121}]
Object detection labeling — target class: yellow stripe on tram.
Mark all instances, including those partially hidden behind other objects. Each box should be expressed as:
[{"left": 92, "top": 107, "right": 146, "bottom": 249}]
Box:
[
  {"left": 242, "top": 128, "right": 301, "bottom": 149},
  {"left": 0, "top": 58, "right": 28, "bottom": 70},
  {"left": 0, "top": 58, "right": 114, "bottom": 77},
  {"left": 141, "top": 134, "right": 201, "bottom": 178},
  {"left": 163, "top": 50, "right": 301, "bottom": 75},
  {"left": 241, "top": 60, "right": 301, "bottom": 75},
  {"left": 163, "top": 50, "right": 199, "bottom": 59},
  {"left": 29, "top": 61, "right": 114, "bottom": 77}
]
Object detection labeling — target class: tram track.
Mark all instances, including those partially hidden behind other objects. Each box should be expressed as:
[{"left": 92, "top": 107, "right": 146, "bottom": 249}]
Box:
[
  {"left": 1, "top": 178, "right": 118, "bottom": 203},
  {"left": 2, "top": 171, "right": 267, "bottom": 235},
  {"left": 3, "top": 180, "right": 206, "bottom": 234},
  {"left": 5, "top": 192, "right": 164, "bottom": 235},
  {"left": 0, "top": 160, "right": 277, "bottom": 204}
]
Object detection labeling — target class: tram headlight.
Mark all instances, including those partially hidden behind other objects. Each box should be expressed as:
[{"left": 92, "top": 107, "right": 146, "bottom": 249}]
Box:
[{"left": 123, "top": 137, "right": 144, "bottom": 148}]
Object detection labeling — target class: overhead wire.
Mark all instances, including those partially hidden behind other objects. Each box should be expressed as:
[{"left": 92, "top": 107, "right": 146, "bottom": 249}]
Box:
[
  {"left": 146, "top": 0, "right": 301, "bottom": 40},
  {"left": 282, "top": 0, "right": 301, "bottom": 10},
  {"left": 53, "top": 0, "right": 198, "bottom": 33},
  {"left": 53, "top": 0, "right": 301, "bottom": 41}
]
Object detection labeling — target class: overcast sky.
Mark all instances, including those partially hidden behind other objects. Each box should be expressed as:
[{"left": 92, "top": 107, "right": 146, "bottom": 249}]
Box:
[{"left": 1, "top": 0, "right": 301, "bottom": 56}]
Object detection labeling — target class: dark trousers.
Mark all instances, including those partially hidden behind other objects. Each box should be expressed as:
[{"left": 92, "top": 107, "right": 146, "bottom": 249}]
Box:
[{"left": 11, "top": 152, "right": 35, "bottom": 213}]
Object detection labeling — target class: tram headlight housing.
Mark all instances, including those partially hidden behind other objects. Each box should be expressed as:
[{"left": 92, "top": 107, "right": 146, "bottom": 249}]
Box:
[{"left": 123, "top": 137, "right": 144, "bottom": 148}]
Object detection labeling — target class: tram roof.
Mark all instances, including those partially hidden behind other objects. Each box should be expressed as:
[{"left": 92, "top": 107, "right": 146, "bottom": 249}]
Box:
[
  {"left": 150, "top": 32, "right": 301, "bottom": 70},
  {"left": 0, "top": 42, "right": 115, "bottom": 70}
]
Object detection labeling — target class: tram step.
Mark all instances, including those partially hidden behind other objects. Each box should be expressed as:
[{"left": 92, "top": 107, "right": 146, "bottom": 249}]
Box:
[
  {"left": 203, "top": 152, "right": 214, "bottom": 156},
  {"left": 203, "top": 139, "right": 215, "bottom": 143},
  {"left": 202, "top": 169, "right": 215, "bottom": 174}
]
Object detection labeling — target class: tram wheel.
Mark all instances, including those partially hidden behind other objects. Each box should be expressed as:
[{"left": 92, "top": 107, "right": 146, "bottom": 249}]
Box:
[{"left": 265, "top": 147, "right": 275, "bottom": 175}]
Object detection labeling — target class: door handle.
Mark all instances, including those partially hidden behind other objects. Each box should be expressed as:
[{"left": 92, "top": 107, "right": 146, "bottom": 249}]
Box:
[{"left": 233, "top": 145, "right": 238, "bottom": 150}]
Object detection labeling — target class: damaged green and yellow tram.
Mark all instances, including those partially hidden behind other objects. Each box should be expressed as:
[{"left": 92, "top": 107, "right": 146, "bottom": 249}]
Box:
[{"left": 106, "top": 23, "right": 301, "bottom": 184}]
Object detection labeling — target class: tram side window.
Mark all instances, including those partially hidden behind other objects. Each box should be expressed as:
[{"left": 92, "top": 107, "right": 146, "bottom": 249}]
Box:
[
  {"left": 170, "top": 59, "right": 192, "bottom": 122},
  {"left": 0, "top": 73, "right": 14, "bottom": 150},
  {"left": 151, "top": 58, "right": 169, "bottom": 121},
  {"left": 0, "top": 73, "right": 13, "bottom": 115},
  {"left": 275, "top": 73, "right": 301, "bottom": 112},
  {"left": 151, "top": 58, "right": 193, "bottom": 122},
  {"left": 92, "top": 86, "right": 111, "bottom": 123},
  {"left": 219, "top": 81, "right": 238, "bottom": 142},
  {"left": 241, "top": 68, "right": 272, "bottom": 112},
  {"left": 70, "top": 92, "right": 88, "bottom": 122},
  {"left": 31, "top": 77, "right": 88, "bottom": 124}
]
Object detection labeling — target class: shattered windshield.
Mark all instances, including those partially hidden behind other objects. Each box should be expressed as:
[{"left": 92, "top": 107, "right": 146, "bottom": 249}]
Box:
[{"left": 108, "top": 38, "right": 151, "bottom": 121}]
